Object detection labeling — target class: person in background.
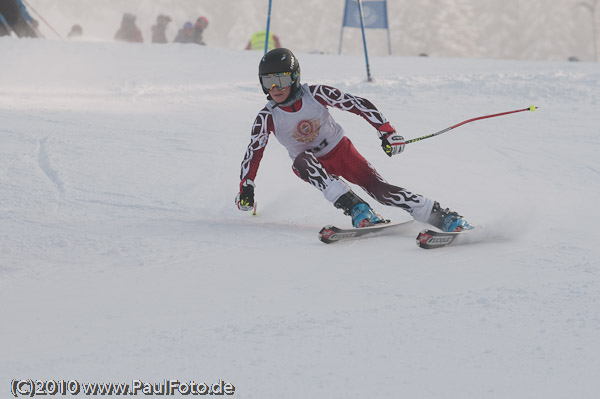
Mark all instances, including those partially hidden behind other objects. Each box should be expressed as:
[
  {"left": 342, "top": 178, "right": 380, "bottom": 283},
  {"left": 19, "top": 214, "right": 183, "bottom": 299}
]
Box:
[
  {"left": 245, "top": 30, "right": 281, "bottom": 51},
  {"left": 151, "top": 14, "right": 171, "bottom": 43},
  {"left": 114, "top": 12, "right": 143, "bottom": 43},
  {"left": 192, "top": 16, "right": 208, "bottom": 45},
  {"left": 0, "top": 0, "right": 38, "bottom": 37},
  {"left": 173, "top": 21, "right": 195, "bottom": 44},
  {"left": 67, "top": 24, "right": 82, "bottom": 38}
]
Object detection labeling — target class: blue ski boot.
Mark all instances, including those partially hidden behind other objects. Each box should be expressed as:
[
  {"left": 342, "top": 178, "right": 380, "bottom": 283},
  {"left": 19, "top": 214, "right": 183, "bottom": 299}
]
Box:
[
  {"left": 350, "top": 203, "right": 385, "bottom": 228},
  {"left": 427, "top": 201, "right": 474, "bottom": 232},
  {"left": 334, "top": 190, "right": 386, "bottom": 228}
]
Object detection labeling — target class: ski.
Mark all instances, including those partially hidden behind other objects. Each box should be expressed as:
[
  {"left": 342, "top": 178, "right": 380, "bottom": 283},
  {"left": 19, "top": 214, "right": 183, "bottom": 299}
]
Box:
[
  {"left": 318, "top": 221, "right": 413, "bottom": 244},
  {"left": 415, "top": 229, "right": 472, "bottom": 249}
]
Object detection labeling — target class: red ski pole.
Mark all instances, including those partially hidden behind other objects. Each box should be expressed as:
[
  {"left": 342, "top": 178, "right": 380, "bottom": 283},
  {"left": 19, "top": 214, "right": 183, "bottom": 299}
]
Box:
[{"left": 403, "top": 105, "right": 537, "bottom": 145}]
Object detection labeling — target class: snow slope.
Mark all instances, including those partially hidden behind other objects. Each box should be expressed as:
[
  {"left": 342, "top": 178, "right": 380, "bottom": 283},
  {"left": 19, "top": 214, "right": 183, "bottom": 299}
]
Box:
[{"left": 1, "top": 36, "right": 600, "bottom": 398}]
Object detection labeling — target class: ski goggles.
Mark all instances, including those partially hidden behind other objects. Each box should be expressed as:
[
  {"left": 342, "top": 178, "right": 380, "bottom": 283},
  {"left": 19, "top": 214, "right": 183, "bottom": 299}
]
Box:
[{"left": 260, "top": 72, "right": 294, "bottom": 91}]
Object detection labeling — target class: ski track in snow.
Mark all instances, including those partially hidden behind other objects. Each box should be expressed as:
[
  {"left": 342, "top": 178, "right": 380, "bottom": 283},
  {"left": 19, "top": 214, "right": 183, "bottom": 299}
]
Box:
[{"left": 36, "top": 136, "right": 66, "bottom": 211}]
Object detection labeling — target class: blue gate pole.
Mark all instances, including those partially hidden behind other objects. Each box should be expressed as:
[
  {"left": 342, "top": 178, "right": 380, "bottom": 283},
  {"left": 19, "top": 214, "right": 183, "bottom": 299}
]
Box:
[
  {"left": 384, "top": 0, "right": 391, "bottom": 55},
  {"left": 264, "top": 0, "right": 273, "bottom": 54},
  {"left": 357, "top": 0, "right": 373, "bottom": 82}
]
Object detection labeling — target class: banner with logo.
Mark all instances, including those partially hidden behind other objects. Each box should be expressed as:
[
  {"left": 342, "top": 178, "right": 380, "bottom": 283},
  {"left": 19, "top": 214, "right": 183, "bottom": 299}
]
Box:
[
  {"left": 342, "top": 0, "right": 388, "bottom": 29},
  {"left": 339, "top": 0, "right": 391, "bottom": 55}
]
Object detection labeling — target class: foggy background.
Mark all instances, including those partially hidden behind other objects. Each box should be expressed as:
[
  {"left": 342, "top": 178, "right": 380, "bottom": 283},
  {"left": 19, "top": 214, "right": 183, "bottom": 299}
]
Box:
[{"left": 25, "top": 0, "right": 598, "bottom": 61}]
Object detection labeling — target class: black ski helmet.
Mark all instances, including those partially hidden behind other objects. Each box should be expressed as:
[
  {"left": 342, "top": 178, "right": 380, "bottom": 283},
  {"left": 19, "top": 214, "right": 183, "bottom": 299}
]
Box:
[{"left": 258, "top": 48, "right": 301, "bottom": 95}]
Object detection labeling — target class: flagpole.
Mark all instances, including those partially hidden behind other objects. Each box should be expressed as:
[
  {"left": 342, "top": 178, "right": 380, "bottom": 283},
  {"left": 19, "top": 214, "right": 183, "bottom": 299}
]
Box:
[
  {"left": 384, "top": 0, "right": 391, "bottom": 55},
  {"left": 339, "top": 0, "right": 350, "bottom": 55},
  {"left": 357, "top": 0, "right": 373, "bottom": 82},
  {"left": 338, "top": 25, "right": 344, "bottom": 54},
  {"left": 264, "top": 0, "right": 273, "bottom": 54}
]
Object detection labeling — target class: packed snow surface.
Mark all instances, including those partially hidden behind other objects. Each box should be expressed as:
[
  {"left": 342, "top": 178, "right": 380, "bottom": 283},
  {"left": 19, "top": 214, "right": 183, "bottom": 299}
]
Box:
[{"left": 1, "top": 36, "right": 599, "bottom": 398}]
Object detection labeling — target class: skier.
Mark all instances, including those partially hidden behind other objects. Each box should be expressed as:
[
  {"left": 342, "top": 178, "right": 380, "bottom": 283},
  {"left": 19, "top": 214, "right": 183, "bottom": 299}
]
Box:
[
  {"left": 245, "top": 30, "right": 281, "bottom": 51},
  {"left": 192, "top": 16, "right": 208, "bottom": 45},
  {"left": 151, "top": 14, "right": 171, "bottom": 44},
  {"left": 236, "top": 48, "right": 473, "bottom": 232},
  {"left": 67, "top": 24, "right": 83, "bottom": 38},
  {"left": 114, "top": 13, "right": 143, "bottom": 43},
  {"left": 0, "top": 0, "right": 39, "bottom": 38},
  {"left": 173, "top": 21, "right": 194, "bottom": 44}
]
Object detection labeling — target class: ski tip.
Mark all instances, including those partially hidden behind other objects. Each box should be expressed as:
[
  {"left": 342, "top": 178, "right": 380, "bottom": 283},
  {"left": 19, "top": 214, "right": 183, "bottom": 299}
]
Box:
[
  {"left": 318, "top": 226, "right": 340, "bottom": 244},
  {"left": 416, "top": 229, "right": 458, "bottom": 249},
  {"left": 416, "top": 229, "right": 430, "bottom": 248}
]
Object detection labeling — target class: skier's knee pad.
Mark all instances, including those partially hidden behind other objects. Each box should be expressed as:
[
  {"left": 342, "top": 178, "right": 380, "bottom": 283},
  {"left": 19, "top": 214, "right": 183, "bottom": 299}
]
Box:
[{"left": 292, "top": 151, "right": 322, "bottom": 182}]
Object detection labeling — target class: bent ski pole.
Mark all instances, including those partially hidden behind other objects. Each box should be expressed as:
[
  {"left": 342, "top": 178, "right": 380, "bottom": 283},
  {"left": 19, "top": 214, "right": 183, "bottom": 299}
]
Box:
[{"left": 403, "top": 105, "right": 537, "bottom": 145}]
